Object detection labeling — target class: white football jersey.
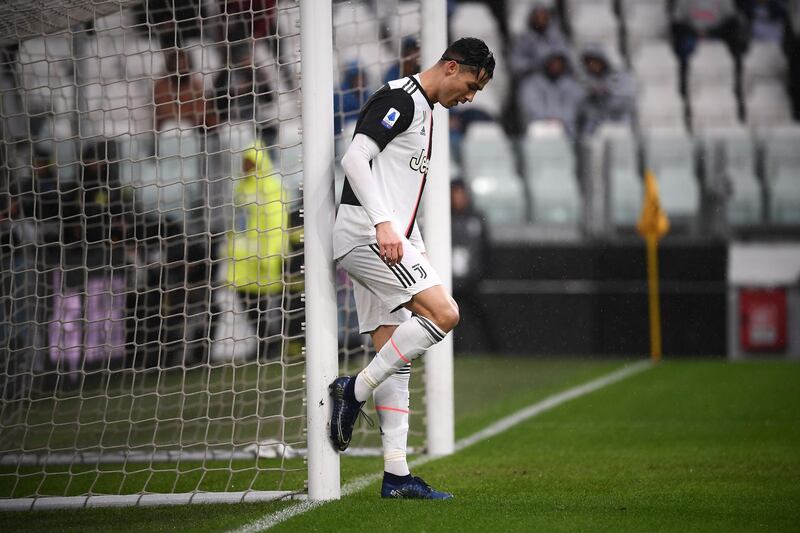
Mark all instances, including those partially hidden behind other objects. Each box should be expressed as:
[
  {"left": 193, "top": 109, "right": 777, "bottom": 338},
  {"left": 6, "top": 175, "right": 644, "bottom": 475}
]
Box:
[{"left": 333, "top": 74, "right": 434, "bottom": 259}]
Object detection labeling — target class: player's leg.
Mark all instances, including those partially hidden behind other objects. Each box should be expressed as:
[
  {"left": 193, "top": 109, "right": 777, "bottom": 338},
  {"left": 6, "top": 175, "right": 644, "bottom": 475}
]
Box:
[
  {"left": 331, "top": 242, "right": 450, "bottom": 453},
  {"left": 369, "top": 325, "right": 409, "bottom": 477},
  {"left": 369, "top": 323, "right": 452, "bottom": 499}
]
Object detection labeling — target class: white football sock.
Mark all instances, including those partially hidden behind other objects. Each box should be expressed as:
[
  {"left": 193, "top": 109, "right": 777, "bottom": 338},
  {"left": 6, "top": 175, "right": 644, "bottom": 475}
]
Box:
[
  {"left": 374, "top": 368, "right": 410, "bottom": 477},
  {"left": 354, "top": 315, "right": 445, "bottom": 402}
]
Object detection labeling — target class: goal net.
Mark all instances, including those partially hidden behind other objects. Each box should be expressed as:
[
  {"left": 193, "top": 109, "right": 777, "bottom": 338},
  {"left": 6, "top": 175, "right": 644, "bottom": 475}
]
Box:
[{"left": 0, "top": 0, "right": 427, "bottom": 509}]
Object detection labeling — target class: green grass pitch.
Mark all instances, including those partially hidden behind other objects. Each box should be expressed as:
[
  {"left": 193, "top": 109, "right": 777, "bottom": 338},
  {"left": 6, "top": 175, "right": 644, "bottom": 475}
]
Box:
[{"left": 1, "top": 357, "right": 798, "bottom": 532}]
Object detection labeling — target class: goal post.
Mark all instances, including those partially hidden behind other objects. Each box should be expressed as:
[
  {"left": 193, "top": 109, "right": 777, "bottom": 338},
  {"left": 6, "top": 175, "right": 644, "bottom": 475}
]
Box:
[
  {"left": 0, "top": 0, "right": 452, "bottom": 509},
  {"left": 299, "top": 0, "right": 339, "bottom": 501}
]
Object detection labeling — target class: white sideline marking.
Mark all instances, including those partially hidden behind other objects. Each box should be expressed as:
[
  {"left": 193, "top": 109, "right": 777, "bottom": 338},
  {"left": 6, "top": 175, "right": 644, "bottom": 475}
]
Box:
[{"left": 229, "top": 360, "right": 652, "bottom": 533}]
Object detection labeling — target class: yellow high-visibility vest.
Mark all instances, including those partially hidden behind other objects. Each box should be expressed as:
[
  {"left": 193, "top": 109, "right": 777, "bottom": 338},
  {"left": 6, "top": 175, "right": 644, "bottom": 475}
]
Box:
[{"left": 227, "top": 144, "right": 287, "bottom": 295}]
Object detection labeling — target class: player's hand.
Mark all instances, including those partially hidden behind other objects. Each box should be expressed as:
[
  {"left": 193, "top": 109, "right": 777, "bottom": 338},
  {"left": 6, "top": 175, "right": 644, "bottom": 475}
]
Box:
[{"left": 375, "top": 222, "right": 403, "bottom": 266}]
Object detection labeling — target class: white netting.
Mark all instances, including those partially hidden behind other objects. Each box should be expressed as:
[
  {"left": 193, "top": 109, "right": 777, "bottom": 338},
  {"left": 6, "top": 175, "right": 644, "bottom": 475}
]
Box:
[
  {"left": 0, "top": 0, "right": 425, "bottom": 507},
  {"left": 331, "top": 0, "right": 425, "bottom": 453},
  {"left": 0, "top": 0, "right": 307, "bottom": 503}
]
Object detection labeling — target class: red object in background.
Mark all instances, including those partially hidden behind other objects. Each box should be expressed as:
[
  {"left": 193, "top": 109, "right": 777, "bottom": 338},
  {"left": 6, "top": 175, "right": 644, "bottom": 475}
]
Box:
[{"left": 740, "top": 288, "right": 787, "bottom": 351}]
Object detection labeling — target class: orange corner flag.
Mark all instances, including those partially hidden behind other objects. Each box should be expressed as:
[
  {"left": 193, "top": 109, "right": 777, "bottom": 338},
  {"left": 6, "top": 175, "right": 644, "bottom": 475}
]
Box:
[
  {"left": 637, "top": 169, "right": 670, "bottom": 240},
  {"left": 637, "top": 169, "right": 668, "bottom": 362}
]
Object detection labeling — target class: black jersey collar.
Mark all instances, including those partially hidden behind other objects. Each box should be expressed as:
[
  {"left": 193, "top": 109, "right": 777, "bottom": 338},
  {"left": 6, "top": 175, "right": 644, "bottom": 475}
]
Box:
[{"left": 409, "top": 75, "right": 434, "bottom": 109}]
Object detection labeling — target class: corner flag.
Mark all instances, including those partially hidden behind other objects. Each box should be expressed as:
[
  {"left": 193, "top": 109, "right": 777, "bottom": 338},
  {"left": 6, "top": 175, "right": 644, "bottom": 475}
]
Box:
[
  {"left": 637, "top": 170, "right": 670, "bottom": 240},
  {"left": 637, "top": 170, "right": 669, "bottom": 362}
]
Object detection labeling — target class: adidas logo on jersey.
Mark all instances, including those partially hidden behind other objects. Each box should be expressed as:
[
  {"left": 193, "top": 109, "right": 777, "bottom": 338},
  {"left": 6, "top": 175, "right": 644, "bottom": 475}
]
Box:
[
  {"left": 409, "top": 148, "right": 428, "bottom": 173},
  {"left": 420, "top": 125, "right": 426, "bottom": 136}
]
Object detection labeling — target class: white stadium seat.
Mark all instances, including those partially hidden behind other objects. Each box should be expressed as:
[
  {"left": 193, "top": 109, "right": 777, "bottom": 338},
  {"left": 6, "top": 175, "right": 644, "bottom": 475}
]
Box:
[
  {"left": 698, "top": 126, "right": 763, "bottom": 225},
  {"left": 623, "top": 2, "right": 669, "bottom": 56},
  {"left": 460, "top": 122, "right": 527, "bottom": 224},
  {"left": 746, "top": 81, "right": 794, "bottom": 129},
  {"left": 642, "top": 128, "right": 699, "bottom": 221},
  {"left": 688, "top": 42, "right": 735, "bottom": 97},
  {"left": 690, "top": 86, "right": 740, "bottom": 133},
  {"left": 637, "top": 84, "right": 686, "bottom": 131},
  {"left": 570, "top": 4, "right": 620, "bottom": 53},
  {"left": 632, "top": 42, "right": 680, "bottom": 93},
  {"left": 743, "top": 41, "right": 788, "bottom": 94},
  {"left": 522, "top": 122, "right": 581, "bottom": 224},
  {"left": 760, "top": 126, "right": 800, "bottom": 224}
]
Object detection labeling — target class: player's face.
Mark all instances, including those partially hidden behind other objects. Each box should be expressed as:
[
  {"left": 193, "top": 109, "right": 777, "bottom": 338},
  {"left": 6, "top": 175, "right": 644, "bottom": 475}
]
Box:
[{"left": 442, "top": 64, "right": 489, "bottom": 109}]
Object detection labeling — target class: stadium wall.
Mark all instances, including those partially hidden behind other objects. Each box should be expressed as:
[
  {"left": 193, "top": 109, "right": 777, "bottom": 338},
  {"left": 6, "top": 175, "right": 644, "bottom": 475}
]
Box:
[{"left": 455, "top": 240, "right": 728, "bottom": 356}]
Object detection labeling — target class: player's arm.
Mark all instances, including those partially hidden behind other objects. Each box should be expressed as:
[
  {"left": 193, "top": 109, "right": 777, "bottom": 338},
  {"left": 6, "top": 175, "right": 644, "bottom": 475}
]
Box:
[
  {"left": 341, "top": 134, "right": 403, "bottom": 266},
  {"left": 342, "top": 88, "right": 414, "bottom": 266}
]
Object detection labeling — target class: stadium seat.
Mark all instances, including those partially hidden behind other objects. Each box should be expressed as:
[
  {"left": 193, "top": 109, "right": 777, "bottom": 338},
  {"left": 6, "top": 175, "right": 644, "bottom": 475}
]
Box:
[
  {"left": 632, "top": 42, "right": 680, "bottom": 93},
  {"left": 637, "top": 85, "right": 686, "bottom": 131},
  {"left": 688, "top": 42, "right": 735, "bottom": 97},
  {"left": 746, "top": 81, "right": 794, "bottom": 129},
  {"left": 570, "top": 4, "right": 620, "bottom": 53},
  {"left": 604, "top": 125, "right": 642, "bottom": 227},
  {"left": 469, "top": 174, "right": 528, "bottom": 225},
  {"left": 743, "top": 41, "right": 788, "bottom": 95},
  {"left": 623, "top": 2, "right": 669, "bottom": 57},
  {"left": 582, "top": 124, "right": 642, "bottom": 235},
  {"left": 698, "top": 126, "right": 763, "bottom": 225},
  {"left": 18, "top": 34, "right": 75, "bottom": 115},
  {"left": 460, "top": 122, "right": 527, "bottom": 224},
  {"left": 641, "top": 128, "right": 699, "bottom": 221},
  {"left": 760, "top": 126, "right": 800, "bottom": 224},
  {"left": 689, "top": 86, "right": 740, "bottom": 133},
  {"left": 334, "top": 2, "right": 395, "bottom": 90},
  {"left": 522, "top": 122, "right": 581, "bottom": 224},
  {"left": 461, "top": 122, "right": 518, "bottom": 183},
  {"left": 135, "top": 126, "right": 203, "bottom": 220}
]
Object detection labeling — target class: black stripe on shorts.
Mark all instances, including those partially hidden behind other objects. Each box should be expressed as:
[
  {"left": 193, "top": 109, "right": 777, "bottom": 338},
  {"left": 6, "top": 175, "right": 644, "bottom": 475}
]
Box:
[{"left": 369, "top": 244, "right": 410, "bottom": 288}]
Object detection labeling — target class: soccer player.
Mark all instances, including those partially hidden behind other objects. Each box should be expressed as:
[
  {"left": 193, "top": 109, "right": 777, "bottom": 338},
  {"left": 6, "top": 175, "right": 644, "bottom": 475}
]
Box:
[{"left": 329, "top": 37, "right": 494, "bottom": 499}]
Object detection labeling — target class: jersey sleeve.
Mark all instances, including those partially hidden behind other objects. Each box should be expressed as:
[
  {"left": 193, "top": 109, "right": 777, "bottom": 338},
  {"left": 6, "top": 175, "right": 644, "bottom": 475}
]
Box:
[{"left": 354, "top": 88, "right": 415, "bottom": 151}]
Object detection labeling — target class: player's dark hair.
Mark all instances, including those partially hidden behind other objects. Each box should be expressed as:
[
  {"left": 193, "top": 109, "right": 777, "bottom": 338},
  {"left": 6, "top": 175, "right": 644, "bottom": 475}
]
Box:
[{"left": 440, "top": 37, "right": 495, "bottom": 81}]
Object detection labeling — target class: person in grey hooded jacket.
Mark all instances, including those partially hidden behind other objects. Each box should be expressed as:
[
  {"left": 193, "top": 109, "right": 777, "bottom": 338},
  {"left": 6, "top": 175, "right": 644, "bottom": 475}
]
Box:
[
  {"left": 517, "top": 45, "right": 584, "bottom": 139},
  {"left": 509, "top": 2, "right": 567, "bottom": 80},
  {"left": 577, "top": 45, "right": 636, "bottom": 138}
]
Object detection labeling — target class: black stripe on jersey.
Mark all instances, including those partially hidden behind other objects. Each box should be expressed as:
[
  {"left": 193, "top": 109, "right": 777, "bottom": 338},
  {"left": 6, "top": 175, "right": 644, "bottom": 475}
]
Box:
[
  {"left": 408, "top": 76, "right": 434, "bottom": 109},
  {"left": 369, "top": 244, "right": 410, "bottom": 288},
  {"left": 414, "top": 314, "right": 445, "bottom": 342},
  {"left": 404, "top": 114, "right": 433, "bottom": 238},
  {"left": 402, "top": 78, "right": 417, "bottom": 95},
  {"left": 395, "top": 364, "right": 412, "bottom": 375}
]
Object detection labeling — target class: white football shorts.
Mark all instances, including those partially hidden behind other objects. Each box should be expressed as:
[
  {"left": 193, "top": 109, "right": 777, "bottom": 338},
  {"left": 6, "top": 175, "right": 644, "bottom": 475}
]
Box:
[{"left": 337, "top": 240, "right": 442, "bottom": 334}]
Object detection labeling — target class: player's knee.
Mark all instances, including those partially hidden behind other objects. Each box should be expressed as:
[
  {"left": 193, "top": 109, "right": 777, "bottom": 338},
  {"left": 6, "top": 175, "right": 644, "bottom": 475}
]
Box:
[{"left": 435, "top": 300, "right": 460, "bottom": 333}]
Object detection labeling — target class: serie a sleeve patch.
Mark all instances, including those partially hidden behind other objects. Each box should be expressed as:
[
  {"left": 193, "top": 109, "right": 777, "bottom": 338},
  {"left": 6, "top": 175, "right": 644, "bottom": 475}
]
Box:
[{"left": 381, "top": 108, "right": 400, "bottom": 129}]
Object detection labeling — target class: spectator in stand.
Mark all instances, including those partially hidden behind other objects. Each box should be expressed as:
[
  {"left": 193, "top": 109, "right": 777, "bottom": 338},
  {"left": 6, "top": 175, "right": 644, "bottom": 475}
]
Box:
[
  {"left": 671, "top": 0, "right": 746, "bottom": 63},
  {"left": 224, "top": 143, "right": 287, "bottom": 360},
  {"left": 509, "top": 2, "right": 567, "bottom": 81},
  {"left": 577, "top": 45, "right": 636, "bottom": 138},
  {"left": 383, "top": 37, "right": 421, "bottom": 84},
  {"left": 335, "top": 62, "right": 367, "bottom": 135},
  {"left": 154, "top": 48, "right": 217, "bottom": 131},
  {"left": 740, "top": 0, "right": 787, "bottom": 43},
  {"left": 450, "top": 179, "right": 497, "bottom": 352},
  {"left": 212, "top": 40, "right": 276, "bottom": 139},
  {"left": 517, "top": 46, "right": 584, "bottom": 139}
]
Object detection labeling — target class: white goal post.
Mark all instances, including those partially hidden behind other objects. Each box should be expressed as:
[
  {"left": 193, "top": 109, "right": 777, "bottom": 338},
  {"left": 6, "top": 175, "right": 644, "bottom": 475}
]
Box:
[{"left": 0, "top": 0, "right": 452, "bottom": 509}]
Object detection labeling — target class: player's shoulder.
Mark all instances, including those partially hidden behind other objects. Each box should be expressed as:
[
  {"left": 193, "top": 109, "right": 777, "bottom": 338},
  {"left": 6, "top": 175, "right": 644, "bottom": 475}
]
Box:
[{"left": 367, "top": 79, "right": 417, "bottom": 109}]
